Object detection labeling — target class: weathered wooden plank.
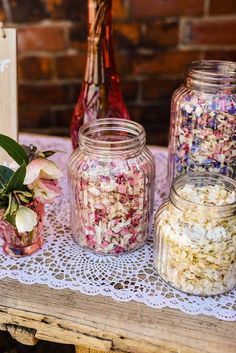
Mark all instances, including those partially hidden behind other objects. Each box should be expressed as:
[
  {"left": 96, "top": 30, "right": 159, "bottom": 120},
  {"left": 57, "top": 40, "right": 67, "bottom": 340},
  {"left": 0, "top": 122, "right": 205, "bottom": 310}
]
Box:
[
  {"left": 6, "top": 324, "right": 38, "bottom": 346},
  {"left": 0, "top": 278, "right": 234, "bottom": 353},
  {"left": 75, "top": 346, "right": 123, "bottom": 353}
]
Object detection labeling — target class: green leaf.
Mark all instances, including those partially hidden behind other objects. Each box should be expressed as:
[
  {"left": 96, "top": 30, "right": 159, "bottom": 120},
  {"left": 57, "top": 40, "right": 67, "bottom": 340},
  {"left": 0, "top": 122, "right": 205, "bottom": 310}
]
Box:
[
  {"left": 5, "top": 193, "right": 18, "bottom": 217},
  {"left": 17, "top": 192, "right": 32, "bottom": 203},
  {"left": 17, "top": 190, "right": 32, "bottom": 198},
  {"left": 5, "top": 212, "right": 16, "bottom": 227},
  {"left": 0, "top": 134, "right": 28, "bottom": 165},
  {"left": 4, "top": 192, "right": 12, "bottom": 216},
  {"left": 0, "top": 166, "right": 14, "bottom": 189},
  {"left": 5, "top": 163, "right": 26, "bottom": 194},
  {"left": 41, "top": 150, "right": 56, "bottom": 158},
  {"left": 41, "top": 150, "right": 64, "bottom": 158}
]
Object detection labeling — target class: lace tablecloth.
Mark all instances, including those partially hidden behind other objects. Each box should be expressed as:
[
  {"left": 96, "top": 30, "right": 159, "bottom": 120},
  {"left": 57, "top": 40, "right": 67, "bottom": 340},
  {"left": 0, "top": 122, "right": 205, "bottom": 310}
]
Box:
[{"left": 0, "top": 134, "right": 235, "bottom": 321}]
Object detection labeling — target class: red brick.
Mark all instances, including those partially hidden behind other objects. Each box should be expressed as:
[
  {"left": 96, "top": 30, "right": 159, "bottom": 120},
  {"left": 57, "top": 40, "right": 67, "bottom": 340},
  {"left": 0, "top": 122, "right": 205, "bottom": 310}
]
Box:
[
  {"left": 18, "top": 26, "right": 66, "bottom": 52},
  {"left": 112, "top": 0, "right": 127, "bottom": 20},
  {"left": 53, "top": 107, "right": 74, "bottom": 127},
  {"left": 140, "top": 104, "right": 170, "bottom": 127},
  {"left": 134, "top": 51, "right": 201, "bottom": 75},
  {"left": 182, "top": 19, "right": 236, "bottom": 46},
  {"left": 0, "top": 3, "right": 6, "bottom": 21},
  {"left": 115, "top": 52, "right": 134, "bottom": 75},
  {"left": 130, "top": 0, "right": 204, "bottom": 18},
  {"left": 9, "top": 0, "right": 47, "bottom": 22},
  {"left": 141, "top": 21, "right": 179, "bottom": 47},
  {"left": 127, "top": 103, "right": 170, "bottom": 145},
  {"left": 71, "top": 82, "right": 82, "bottom": 102},
  {"left": 205, "top": 50, "right": 236, "bottom": 62},
  {"left": 56, "top": 54, "right": 87, "bottom": 79},
  {"left": 210, "top": 0, "right": 236, "bottom": 14},
  {"left": 45, "top": 0, "right": 86, "bottom": 20},
  {"left": 142, "top": 79, "right": 182, "bottom": 101},
  {"left": 19, "top": 108, "right": 52, "bottom": 129},
  {"left": 120, "top": 81, "right": 138, "bottom": 101},
  {"left": 113, "top": 23, "right": 140, "bottom": 48},
  {"left": 69, "top": 23, "right": 87, "bottom": 50},
  {"left": 19, "top": 83, "right": 72, "bottom": 105},
  {"left": 18, "top": 56, "right": 54, "bottom": 80}
]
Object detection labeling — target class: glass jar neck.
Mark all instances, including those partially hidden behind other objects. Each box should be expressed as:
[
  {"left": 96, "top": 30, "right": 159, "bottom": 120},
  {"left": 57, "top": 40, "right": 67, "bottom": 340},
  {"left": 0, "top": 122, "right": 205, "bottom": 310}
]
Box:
[
  {"left": 185, "top": 60, "right": 236, "bottom": 94},
  {"left": 170, "top": 173, "right": 236, "bottom": 218},
  {"left": 78, "top": 118, "right": 146, "bottom": 157}
]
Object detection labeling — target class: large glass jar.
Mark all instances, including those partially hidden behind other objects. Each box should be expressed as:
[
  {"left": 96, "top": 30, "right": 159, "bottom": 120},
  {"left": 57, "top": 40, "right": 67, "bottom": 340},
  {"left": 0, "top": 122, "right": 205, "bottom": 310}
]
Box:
[
  {"left": 68, "top": 118, "right": 155, "bottom": 255},
  {"left": 168, "top": 60, "right": 236, "bottom": 185},
  {"left": 154, "top": 173, "right": 236, "bottom": 296}
]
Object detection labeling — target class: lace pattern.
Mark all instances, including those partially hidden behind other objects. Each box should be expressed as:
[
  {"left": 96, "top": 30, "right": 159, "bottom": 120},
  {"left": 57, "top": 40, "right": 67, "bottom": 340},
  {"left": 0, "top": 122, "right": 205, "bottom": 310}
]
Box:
[{"left": 0, "top": 134, "right": 234, "bottom": 321}]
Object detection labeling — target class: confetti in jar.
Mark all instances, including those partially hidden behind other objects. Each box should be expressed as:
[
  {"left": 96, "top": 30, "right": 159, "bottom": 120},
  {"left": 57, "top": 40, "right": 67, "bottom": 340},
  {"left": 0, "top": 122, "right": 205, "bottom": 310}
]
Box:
[
  {"left": 154, "top": 173, "right": 236, "bottom": 296},
  {"left": 68, "top": 119, "right": 155, "bottom": 255},
  {"left": 168, "top": 60, "right": 236, "bottom": 185}
]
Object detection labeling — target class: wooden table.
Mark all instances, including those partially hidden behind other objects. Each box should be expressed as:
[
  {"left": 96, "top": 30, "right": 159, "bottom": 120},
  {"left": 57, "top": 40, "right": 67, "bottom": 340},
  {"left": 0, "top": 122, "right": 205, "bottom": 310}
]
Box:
[
  {"left": 0, "top": 277, "right": 235, "bottom": 353},
  {"left": 0, "top": 135, "right": 235, "bottom": 352}
]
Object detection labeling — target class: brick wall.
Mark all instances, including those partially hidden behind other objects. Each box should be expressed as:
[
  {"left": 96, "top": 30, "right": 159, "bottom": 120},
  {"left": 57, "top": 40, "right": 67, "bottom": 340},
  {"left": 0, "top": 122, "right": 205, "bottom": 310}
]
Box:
[{"left": 1, "top": 0, "right": 236, "bottom": 145}]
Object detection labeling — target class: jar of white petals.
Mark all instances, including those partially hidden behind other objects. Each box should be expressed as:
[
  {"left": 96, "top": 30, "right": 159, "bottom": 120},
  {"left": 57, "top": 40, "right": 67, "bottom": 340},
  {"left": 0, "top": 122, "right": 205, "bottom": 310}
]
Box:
[
  {"left": 68, "top": 118, "right": 155, "bottom": 255},
  {"left": 154, "top": 173, "right": 236, "bottom": 296}
]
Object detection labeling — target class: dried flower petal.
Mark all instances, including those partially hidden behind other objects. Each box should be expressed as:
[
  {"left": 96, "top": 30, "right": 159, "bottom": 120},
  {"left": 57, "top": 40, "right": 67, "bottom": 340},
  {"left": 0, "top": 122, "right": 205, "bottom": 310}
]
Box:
[{"left": 154, "top": 183, "right": 236, "bottom": 295}]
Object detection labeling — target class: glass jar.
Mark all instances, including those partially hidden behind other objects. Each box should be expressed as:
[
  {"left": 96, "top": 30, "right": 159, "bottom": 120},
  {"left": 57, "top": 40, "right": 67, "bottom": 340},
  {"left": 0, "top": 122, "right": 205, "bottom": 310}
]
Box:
[
  {"left": 168, "top": 60, "right": 236, "bottom": 186},
  {"left": 154, "top": 173, "right": 236, "bottom": 296},
  {"left": 68, "top": 118, "right": 155, "bottom": 255},
  {"left": 0, "top": 200, "right": 44, "bottom": 257}
]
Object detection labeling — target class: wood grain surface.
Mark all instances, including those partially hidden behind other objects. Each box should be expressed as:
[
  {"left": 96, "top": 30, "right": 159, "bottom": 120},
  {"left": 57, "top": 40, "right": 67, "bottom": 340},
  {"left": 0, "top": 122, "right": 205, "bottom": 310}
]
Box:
[{"left": 0, "top": 278, "right": 235, "bottom": 353}]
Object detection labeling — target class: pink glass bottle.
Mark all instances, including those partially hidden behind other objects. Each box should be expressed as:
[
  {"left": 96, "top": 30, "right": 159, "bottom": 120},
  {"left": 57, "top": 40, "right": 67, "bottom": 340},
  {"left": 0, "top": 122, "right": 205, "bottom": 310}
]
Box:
[{"left": 71, "top": 0, "right": 130, "bottom": 149}]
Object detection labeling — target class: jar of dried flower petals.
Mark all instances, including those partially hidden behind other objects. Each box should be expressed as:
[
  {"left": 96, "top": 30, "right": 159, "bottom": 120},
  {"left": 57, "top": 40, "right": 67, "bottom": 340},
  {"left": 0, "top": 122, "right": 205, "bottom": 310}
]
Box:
[
  {"left": 154, "top": 173, "right": 236, "bottom": 296},
  {"left": 168, "top": 60, "right": 236, "bottom": 186},
  {"left": 68, "top": 118, "right": 155, "bottom": 255}
]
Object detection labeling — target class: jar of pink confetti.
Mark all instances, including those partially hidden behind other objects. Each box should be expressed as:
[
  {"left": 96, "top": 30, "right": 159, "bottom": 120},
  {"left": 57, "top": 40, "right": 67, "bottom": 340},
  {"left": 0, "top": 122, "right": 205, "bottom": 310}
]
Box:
[
  {"left": 168, "top": 60, "right": 236, "bottom": 186},
  {"left": 68, "top": 118, "right": 155, "bottom": 255}
]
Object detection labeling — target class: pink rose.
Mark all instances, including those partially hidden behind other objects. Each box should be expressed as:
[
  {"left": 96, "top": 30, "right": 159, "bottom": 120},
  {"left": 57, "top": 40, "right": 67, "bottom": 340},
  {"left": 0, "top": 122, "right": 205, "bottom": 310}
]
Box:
[{"left": 29, "top": 178, "right": 62, "bottom": 202}]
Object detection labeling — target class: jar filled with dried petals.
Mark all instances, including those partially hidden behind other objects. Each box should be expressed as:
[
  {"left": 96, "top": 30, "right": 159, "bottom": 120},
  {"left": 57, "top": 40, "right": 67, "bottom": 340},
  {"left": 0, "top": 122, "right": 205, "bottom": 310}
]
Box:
[
  {"left": 68, "top": 119, "right": 155, "bottom": 255},
  {"left": 154, "top": 173, "right": 236, "bottom": 296},
  {"left": 168, "top": 60, "right": 236, "bottom": 185}
]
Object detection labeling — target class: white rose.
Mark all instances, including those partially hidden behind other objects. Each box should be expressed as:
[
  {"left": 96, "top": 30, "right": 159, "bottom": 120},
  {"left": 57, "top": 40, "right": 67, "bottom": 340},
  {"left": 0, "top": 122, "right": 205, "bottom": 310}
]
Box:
[{"left": 15, "top": 206, "right": 38, "bottom": 233}]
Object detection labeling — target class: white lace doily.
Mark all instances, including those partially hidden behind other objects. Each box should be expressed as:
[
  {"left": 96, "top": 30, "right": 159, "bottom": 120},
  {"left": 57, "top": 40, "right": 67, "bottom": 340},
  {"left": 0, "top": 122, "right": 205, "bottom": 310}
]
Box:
[{"left": 0, "top": 134, "right": 235, "bottom": 322}]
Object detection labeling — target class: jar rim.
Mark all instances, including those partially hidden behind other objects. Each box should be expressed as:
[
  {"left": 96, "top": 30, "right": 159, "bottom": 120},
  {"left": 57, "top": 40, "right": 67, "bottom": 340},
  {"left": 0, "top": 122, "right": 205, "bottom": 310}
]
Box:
[
  {"left": 78, "top": 118, "right": 146, "bottom": 155},
  {"left": 186, "top": 60, "right": 236, "bottom": 92},
  {"left": 170, "top": 172, "right": 236, "bottom": 216},
  {"left": 189, "top": 60, "right": 236, "bottom": 75}
]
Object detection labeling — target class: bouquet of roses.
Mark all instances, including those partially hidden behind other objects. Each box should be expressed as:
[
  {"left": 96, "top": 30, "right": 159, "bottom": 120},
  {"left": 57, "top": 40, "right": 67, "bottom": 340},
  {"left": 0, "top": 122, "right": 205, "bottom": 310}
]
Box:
[{"left": 0, "top": 134, "right": 62, "bottom": 256}]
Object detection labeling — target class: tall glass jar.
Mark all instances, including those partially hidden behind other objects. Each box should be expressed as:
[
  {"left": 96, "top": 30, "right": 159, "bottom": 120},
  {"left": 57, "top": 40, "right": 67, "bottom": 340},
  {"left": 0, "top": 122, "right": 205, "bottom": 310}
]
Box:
[
  {"left": 68, "top": 118, "right": 155, "bottom": 255},
  {"left": 70, "top": 0, "right": 130, "bottom": 149},
  {"left": 154, "top": 173, "right": 236, "bottom": 296},
  {"left": 168, "top": 60, "right": 236, "bottom": 185}
]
